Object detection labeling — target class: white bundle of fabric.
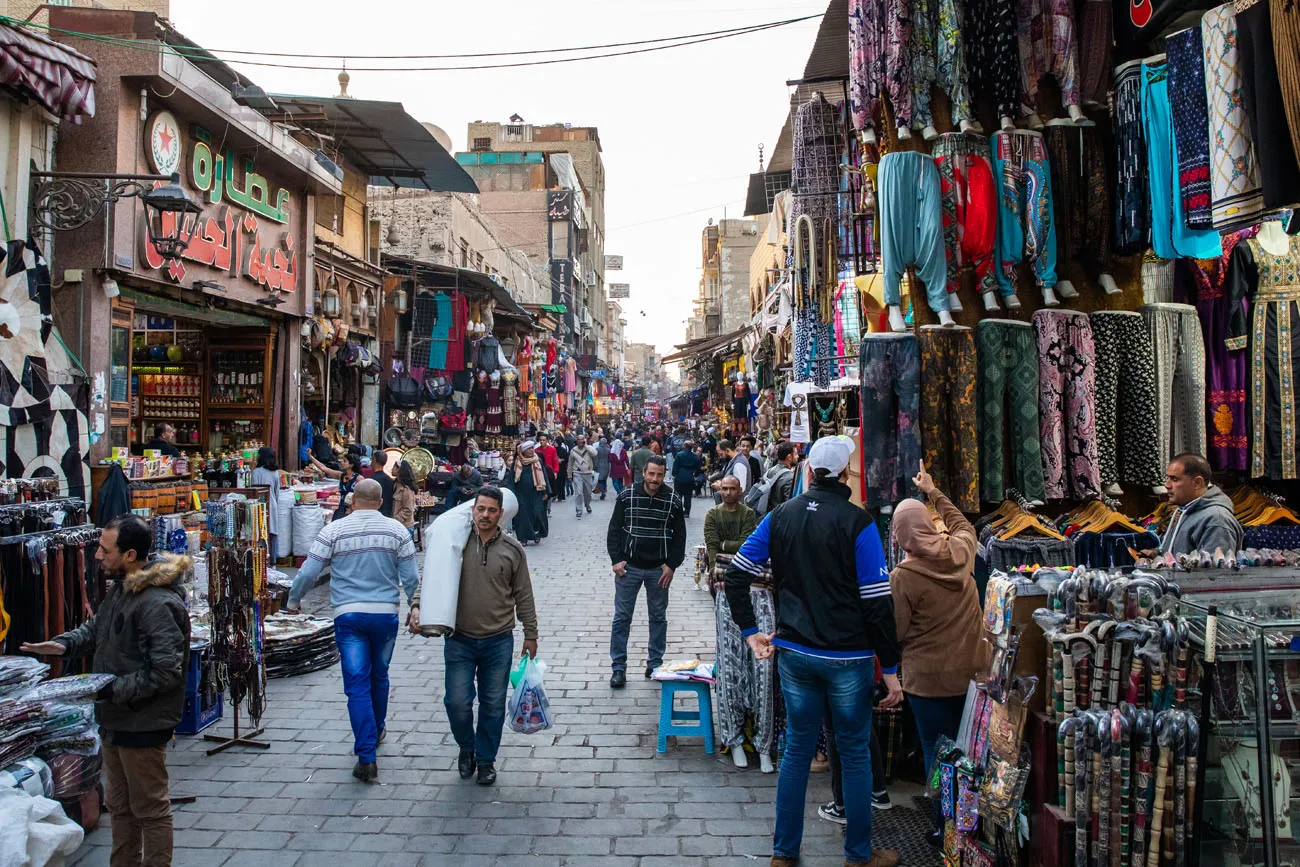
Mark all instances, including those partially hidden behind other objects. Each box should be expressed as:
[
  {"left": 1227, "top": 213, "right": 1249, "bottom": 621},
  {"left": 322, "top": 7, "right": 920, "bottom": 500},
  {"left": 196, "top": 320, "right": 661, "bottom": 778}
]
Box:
[
  {"left": 276, "top": 489, "right": 296, "bottom": 559},
  {"left": 291, "top": 505, "right": 326, "bottom": 556},
  {"left": 418, "top": 488, "right": 518, "bottom": 636},
  {"left": 0, "top": 786, "right": 83, "bottom": 866}
]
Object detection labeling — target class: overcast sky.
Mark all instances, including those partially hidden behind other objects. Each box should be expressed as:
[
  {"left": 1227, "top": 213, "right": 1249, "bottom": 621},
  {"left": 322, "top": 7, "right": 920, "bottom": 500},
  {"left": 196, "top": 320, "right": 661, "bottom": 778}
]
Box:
[{"left": 170, "top": 0, "right": 826, "bottom": 358}]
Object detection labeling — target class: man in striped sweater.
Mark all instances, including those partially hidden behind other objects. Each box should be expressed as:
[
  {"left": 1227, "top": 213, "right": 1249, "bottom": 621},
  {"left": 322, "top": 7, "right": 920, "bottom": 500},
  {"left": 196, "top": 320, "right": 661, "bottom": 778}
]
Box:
[
  {"left": 605, "top": 456, "right": 686, "bottom": 689},
  {"left": 725, "top": 436, "right": 902, "bottom": 867}
]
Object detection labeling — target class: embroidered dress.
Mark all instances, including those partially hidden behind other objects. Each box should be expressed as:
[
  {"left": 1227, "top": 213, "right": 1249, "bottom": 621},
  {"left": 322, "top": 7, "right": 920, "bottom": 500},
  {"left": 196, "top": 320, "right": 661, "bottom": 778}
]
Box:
[
  {"left": 1201, "top": 4, "right": 1264, "bottom": 228},
  {"left": 1177, "top": 230, "right": 1256, "bottom": 471},
  {"left": 1227, "top": 235, "right": 1300, "bottom": 478},
  {"left": 1166, "top": 27, "right": 1214, "bottom": 229}
]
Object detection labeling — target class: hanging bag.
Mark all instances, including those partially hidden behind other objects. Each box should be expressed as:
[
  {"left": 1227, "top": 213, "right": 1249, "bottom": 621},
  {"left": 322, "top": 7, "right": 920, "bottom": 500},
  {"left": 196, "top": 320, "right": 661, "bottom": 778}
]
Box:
[{"left": 507, "top": 654, "right": 553, "bottom": 735}]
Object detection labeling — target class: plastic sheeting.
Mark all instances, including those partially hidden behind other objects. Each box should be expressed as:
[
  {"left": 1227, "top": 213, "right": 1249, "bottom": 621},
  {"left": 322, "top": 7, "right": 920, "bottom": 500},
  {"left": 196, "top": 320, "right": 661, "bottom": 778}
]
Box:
[{"left": 276, "top": 490, "right": 295, "bottom": 560}]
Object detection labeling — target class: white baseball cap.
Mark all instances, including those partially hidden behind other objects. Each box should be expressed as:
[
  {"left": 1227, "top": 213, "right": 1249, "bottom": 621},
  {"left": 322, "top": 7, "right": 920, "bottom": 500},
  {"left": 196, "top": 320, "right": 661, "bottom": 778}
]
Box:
[{"left": 807, "top": 435, "right": 856, "bottom": 476}]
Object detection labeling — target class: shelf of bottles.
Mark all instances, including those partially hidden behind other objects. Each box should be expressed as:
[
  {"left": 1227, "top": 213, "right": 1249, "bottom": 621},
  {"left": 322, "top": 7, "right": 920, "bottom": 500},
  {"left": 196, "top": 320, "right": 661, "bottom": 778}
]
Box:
[
  {"left": 208, "top": 418, "right": 264, "bottom": 453},
  {"left": 209, "top": 350, "right": 266, "bottom": 407}
]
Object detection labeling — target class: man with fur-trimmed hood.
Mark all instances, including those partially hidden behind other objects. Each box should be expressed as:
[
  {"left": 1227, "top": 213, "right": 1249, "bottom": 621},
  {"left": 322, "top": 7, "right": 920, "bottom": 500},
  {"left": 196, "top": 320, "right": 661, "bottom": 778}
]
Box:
[{"left": 23, "top": 514, "right": 190, "bottom": 867}]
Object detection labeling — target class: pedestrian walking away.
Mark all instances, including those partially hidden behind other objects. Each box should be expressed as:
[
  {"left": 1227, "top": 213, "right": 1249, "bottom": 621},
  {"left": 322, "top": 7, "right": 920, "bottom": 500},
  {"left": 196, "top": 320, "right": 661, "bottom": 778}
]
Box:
[
  {"left": 671, "top": 439, "right": 703, "bottom": 517},
  {"left": 21, "top": 515, "right": 190, "bottom": 867},
  {"left": 286, "top": 479, "right": 419, "bottom": 782},
  {"left": 606, "top": 455, "right": 687, "bottom": 688},
  {"left": 569, "top": 433, "right": 598, "bottom": 517},
  {"left": 408, "top": 487, "right": 539, "bottom": 786},
  {"left": 725, "top": 435, "right": 903, "bottom": 867}
]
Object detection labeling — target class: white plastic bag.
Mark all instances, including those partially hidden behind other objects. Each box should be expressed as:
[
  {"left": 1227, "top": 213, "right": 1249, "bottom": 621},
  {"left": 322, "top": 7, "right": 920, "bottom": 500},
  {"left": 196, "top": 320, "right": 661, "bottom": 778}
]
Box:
[
  {"left": 418, "top": 488, "right": 518, "bottom": 635},
  {"left": 507, "top": 655, "right": 553, "bottom": 735}
]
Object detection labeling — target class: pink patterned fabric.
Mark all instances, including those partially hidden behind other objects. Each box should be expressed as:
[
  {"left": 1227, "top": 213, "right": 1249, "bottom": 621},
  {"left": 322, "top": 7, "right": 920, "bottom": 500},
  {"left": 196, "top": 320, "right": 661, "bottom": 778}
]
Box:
[
  {"left": 0, "top": 23, "right": 95, "bottom": 124},
  {"left": 1034, "top": 309, "right": 1101, "bottom": 499},
  {"left": 849, "top": 0, "right": 885, "bottom": 134}
]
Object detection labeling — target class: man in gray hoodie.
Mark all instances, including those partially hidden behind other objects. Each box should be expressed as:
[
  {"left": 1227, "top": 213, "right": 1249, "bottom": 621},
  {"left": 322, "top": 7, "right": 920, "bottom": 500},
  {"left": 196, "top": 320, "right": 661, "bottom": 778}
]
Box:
[{"left": 1159, "top": 453, "right": 1243, "bottom": 555}]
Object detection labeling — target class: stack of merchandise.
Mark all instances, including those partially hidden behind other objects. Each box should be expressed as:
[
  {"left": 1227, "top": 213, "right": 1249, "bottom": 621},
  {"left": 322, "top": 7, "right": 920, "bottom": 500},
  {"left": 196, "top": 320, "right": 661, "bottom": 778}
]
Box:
[
  {"left": 263, "top": 614, "right": 339, "bottom": 678},
  {"left": 651, "top": 659, "right": 715, "bottom": 683},
  {"left": 0, "top": 666, "right": 113, "bottom": 828}
]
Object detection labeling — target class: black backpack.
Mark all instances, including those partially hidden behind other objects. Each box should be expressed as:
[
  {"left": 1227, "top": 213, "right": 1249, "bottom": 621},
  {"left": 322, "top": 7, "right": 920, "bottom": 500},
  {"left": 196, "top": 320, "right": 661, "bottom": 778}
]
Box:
[{"left": 388, "top": 374, "right": 421, "bottom": 408}]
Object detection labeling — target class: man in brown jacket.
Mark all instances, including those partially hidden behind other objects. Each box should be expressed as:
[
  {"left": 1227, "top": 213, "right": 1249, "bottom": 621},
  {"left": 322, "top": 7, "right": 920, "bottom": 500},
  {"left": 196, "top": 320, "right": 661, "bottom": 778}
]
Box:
[
  {"left": 889, "top": 462, "right": 988, "bottom": 838},
  {"left": 22, "top": 515, "right": 190, "bottom": 867},
  {"left": 408, "top": 487, "right": 538, "bottom": 787}
]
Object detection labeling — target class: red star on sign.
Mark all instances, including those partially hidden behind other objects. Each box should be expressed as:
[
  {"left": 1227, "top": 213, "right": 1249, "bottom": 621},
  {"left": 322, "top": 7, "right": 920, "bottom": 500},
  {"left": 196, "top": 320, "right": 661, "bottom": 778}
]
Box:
[{"left": 157, "top": 124, "right": 174, "bottom": 155}]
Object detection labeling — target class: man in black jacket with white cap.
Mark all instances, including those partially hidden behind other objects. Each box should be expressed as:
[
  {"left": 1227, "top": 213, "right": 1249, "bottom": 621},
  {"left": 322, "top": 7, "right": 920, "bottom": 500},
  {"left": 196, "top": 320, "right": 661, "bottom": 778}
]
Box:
[{"left": 726, "top": 435, "right": 902, "bottom": 867}]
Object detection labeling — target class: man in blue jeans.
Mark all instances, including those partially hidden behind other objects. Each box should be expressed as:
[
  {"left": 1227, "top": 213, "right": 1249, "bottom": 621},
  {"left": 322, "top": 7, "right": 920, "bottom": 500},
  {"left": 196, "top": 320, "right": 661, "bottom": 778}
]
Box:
[
  {"left": 407, "top": 487, "right": 538, "bottom": 786},
  {"left": 605, "top": 456, "right": 686, "bottom": 689},
  {"left": 287, "top": 479, "right": 419, "bottom": 783},
  {"left": 725, "top": 436, "right": 903, "bottom": 867}
]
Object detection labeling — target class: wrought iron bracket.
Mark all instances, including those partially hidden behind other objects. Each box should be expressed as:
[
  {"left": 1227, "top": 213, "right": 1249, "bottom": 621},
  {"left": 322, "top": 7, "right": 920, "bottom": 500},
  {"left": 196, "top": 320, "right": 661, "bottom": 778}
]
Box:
[{"left": 29, "top": 171, "right": 171, "bottom": 239}]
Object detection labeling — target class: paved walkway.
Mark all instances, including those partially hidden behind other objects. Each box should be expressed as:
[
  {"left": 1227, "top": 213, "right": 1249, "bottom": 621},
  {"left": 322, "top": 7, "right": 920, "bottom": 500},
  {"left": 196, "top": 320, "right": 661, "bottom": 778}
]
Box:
[{"left": 71, "top": 488, "right": 935, "bottom": 866}]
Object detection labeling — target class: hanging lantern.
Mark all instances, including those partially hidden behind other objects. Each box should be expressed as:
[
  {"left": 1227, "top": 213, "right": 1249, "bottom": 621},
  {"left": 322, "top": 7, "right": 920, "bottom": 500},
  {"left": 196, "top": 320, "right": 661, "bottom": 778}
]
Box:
[
  {"left": 322, "top": 268, "right": 341, "bottom": 317},
  {"left": 143, "top": 173, "right": 203, "bottom": 262}
]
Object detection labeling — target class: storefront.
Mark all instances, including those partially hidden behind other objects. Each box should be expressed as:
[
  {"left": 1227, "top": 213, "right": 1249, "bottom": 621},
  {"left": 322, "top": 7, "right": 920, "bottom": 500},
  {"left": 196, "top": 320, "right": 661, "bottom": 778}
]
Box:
[{"left": 47, "top": 8, "right": 342, "bottom": 469}]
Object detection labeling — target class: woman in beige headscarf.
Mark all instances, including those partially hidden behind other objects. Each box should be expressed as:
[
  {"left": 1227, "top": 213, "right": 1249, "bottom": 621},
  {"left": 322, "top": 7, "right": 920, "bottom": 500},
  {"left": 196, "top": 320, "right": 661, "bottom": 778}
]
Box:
[
  {"left": 504, "top": 441, "right": 549, "bottom": 545},
  {"left": 890, "top": 461, "right": 987, "bottom": 838}
]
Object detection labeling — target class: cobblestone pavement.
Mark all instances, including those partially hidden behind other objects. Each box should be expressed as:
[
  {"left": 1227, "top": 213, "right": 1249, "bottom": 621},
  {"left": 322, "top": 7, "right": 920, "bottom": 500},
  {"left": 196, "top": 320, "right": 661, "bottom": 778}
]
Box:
[{"left": 72, "top": 488, "right": 934, "bottom": 866}]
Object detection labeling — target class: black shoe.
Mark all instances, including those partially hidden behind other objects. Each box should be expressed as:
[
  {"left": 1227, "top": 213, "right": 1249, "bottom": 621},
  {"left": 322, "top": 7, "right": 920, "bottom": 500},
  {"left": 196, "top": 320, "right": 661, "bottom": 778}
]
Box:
[
  {"left": 586, "top": 506, "right": 592, "bottom": 513},
  {"left": 645, "top": 667, "right": 655, "bottom": 679},
  {"left": 352, "top": 761, "right": 377, "bottom": 782},
  {"left": 818, "top": 801, "right": 847, "bottom": 825},
  {"left": 457, "top": 750, "right": 475, "bottom": 779},
  {"left": 873, "top": 790, "right": 893, "bottom": 810},
  {"left": 476, "top": 763, "right": 497, "bottom": 786},
  {"left": 610, "top": 670, "right": 626, "bottom": 689}
]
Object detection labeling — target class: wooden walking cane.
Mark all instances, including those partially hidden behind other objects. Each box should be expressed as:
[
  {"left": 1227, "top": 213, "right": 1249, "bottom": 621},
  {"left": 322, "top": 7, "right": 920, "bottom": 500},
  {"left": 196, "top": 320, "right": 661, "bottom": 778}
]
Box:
[
  {"left": 1132, "top": 709, "right": 1154, "bottom": 867},
  {"left": 1117, "top": 707, "right": 1134, "bottom": 867},
  {"left": 1075, "top": 716, "right": 1091, "bottom": 867},
  {"left": 1147, "top": 714, "right": 1175, "bottom": 867},
  {"left": 1059, "top": 713, "right": 1083, "bottom": 810}
]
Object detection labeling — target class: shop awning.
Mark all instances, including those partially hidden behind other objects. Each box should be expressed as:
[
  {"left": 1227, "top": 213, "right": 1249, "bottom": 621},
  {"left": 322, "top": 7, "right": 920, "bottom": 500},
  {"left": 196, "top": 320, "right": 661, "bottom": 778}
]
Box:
[
  {"left": 660, "top": 326, "right": 748, "bottom": 364},
  {"left": 120, "top": 285, "right": 271, "bottom": 328},
  {"left": 266, "top": 95, "right": 477, "bottom": 192},
  {"left": 0, "top": 20, "right": 96, "bottom": 123},
  {"left": 380, "top": 253, "right": 534, "bottom": 321}
]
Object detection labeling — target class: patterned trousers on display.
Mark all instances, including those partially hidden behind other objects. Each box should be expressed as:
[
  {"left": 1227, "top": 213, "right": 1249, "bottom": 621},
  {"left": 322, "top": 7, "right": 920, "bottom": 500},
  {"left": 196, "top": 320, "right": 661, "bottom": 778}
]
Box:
[
  {"left": 1091, "top": 311, "right": 1162, "bottom": 488},
  {"left": 920, "top": 327, "right": 979, "bottom": 512},
  {"left": 860, "top": 334, "right": 922, "bottom": 509},
  {"left": 1142, "top": 303, "right": 1207, "bottom": 472},
  {"left": 715, "top": 587, "right": 777, "bottom": 752},
  {"left": 976, "top": 320, "right": 1044, "bottom": 502},
  {"left": 1034, "top": 309, "right": 1101, "bottom": 499}
]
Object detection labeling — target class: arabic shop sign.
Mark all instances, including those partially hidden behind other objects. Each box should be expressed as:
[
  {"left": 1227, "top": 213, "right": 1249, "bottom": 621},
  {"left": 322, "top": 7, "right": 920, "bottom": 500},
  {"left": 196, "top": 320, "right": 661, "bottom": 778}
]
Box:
[{"left": 139, "top": 124, "right": 299, "bottom": 292}]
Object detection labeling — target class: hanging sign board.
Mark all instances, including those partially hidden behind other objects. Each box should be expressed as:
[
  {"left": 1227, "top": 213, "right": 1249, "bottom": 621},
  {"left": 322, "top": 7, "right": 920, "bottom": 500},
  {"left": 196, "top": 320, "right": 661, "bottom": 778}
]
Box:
[
  {"left": 609, "top": 283, "right": 630, "bottom": 299},
  {"left": 605, "top": 255, "right": 624, "bottom": 270}
]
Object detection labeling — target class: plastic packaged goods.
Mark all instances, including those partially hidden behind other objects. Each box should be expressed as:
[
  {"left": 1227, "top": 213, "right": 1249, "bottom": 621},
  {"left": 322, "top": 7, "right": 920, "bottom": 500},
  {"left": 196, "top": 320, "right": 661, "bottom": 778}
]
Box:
[
  {"left": 507, "top": 655, "right": 553, "bottom": 735},
  {"left": 22, "top": 674, "right": 115, "bottom": 704},
  {"left": 0, "top": 658, "right": 49, "bottom": 699}
]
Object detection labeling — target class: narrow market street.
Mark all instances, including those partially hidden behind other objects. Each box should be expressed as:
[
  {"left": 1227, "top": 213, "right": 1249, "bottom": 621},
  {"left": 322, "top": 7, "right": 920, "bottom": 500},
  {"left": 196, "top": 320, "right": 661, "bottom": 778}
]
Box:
[{"left": 70, "top": 492, "right": 933, "bottom": 867}]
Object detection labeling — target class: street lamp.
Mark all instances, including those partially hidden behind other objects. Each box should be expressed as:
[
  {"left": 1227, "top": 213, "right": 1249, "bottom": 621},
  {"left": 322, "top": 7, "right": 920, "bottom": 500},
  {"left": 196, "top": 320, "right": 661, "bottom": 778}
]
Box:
[
  {"left": 322, "top": 269, "right": 341, "bottom": 318},
  {"left": 30, "top": 171, "right": 201, "bottom": 262},
  {"left": 142, "top": 174, "right": 203, "bottom": 262}
]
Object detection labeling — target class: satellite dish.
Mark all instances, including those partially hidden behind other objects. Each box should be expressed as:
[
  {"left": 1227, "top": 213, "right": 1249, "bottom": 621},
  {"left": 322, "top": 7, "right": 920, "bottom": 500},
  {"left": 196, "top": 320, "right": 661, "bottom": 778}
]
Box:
[{"left": 420, "top": 123, "right": 454, "bottom": 153}]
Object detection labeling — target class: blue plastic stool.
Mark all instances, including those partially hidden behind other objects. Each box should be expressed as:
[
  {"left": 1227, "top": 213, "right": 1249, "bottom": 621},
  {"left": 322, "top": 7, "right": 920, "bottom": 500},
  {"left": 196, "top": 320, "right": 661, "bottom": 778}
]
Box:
[{"left": 656, "top": 680, "right": 715, "bottom": 754}]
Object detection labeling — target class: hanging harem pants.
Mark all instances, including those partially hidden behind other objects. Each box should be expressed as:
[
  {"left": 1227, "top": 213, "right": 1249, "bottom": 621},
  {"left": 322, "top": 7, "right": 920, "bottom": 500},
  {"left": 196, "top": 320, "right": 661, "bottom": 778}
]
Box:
[
  {"left": 909, "top": 0, "right": 975, "bottom": 132},
  {"left": 1018, "top": 0, "right": 1081, "bottom": 118},
  {"left": 1091, "top": 311, "right": 1163, "bottom": 488},
  {"left": 714, "top": 587, "right": 777, "bottom": 754},
  {"left": 1113, "top": 63, "right": 1150, "bottom": 255},
  {"left": 849, "top": 0, "right": 885, "bottom": 134},
  {"left": 1043, "top": 124, "right": 1110, "bottom": 284},
  {"left": 879, "top": 151, "right": 949, "bottom": 314},
  {"left": 934, "top": 133, "right": 997, "bottom": 301},
  {"left": 919, "top": 326, "right": 979, "bottom": 512},
  {"left": 1141, "top": 303, "right": 1208, "bottom": 473},
  {"left": 977, "top": 320, "right": 1044, "bottom": 503},
  {"left": 965, "top": 0, "right": 1020, "bottom": 122},
  {"left": 860, "top": 333, "right": 923, "bottom": 508},
  {"left": 1034, "top": 309, "right": 1101, "bottom": 499},
  {"left": 991, "top": 131, "right": 1058, "bottom": 298}
]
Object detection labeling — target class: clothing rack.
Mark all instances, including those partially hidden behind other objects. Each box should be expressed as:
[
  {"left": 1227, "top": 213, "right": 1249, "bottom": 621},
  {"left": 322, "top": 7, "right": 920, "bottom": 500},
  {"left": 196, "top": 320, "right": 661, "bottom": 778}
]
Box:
[
  {"left": 0, "top": 497, "right": 85, "bottom": 513},
  {"left": 0, "top": 524, "right": 98, "bottom": 547}
]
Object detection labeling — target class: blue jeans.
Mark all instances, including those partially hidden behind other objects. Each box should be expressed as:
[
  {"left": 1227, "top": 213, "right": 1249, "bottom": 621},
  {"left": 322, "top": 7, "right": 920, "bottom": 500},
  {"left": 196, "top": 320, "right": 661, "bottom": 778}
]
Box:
[
  {"left": 609, "top": 565, "right": 669, "bottom": 673},
  {"left": 775, "top": 651, "right": 876, "bottom": 861},
  {"left": 611, "top": 478, "right": 625, "bottom": 494},
  {"left": 334, "top": 612, "right": 399, "bottom": 764},
  {"left": 443, "top": 631, "right": 515, "bottom": 764},
  {"left": 909, "top": 691, "right": 968, "bottom": 823}
]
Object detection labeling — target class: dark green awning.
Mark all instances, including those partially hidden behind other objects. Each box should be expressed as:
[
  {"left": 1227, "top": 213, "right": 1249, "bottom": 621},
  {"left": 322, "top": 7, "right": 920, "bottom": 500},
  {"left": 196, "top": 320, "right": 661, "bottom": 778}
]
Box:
[{"left": 121, "top": 286, "right": 270, "bottom": 328}]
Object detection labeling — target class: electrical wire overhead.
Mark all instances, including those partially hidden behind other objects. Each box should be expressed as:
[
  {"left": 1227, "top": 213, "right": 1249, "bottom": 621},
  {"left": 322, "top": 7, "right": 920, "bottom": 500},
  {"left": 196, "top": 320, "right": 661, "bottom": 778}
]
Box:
[{"left": 1, "top": 13, "right": 822, "bottom": 72}]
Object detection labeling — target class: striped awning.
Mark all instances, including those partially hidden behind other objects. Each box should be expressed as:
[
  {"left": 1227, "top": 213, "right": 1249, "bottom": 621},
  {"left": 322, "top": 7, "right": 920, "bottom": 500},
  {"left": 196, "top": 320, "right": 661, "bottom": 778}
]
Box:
[{"left": 0, "top": 21, "right": 95, "bottom": 124}]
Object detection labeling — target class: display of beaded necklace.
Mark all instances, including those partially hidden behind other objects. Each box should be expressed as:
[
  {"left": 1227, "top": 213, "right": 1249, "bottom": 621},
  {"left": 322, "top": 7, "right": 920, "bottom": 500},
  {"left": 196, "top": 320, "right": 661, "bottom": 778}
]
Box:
[{"left": 207, "top": 500, "right": 268, "bottom": 725}]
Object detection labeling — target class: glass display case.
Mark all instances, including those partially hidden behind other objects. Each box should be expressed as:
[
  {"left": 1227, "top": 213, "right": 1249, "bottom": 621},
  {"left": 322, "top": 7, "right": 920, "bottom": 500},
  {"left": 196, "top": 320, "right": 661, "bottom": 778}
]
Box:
[{"left": 1182, "top": 589, "right": 1300, "bottom": 867}]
